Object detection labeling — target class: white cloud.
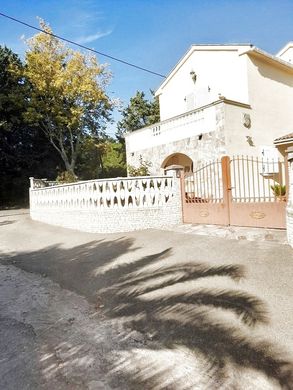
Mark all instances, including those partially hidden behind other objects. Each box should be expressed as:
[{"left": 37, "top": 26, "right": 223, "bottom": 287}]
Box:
[{"left": 76, "top": 30, "right": 112, "bottom": 44}]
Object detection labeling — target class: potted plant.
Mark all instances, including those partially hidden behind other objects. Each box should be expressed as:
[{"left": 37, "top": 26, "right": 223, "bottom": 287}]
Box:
[{"left": 270, "top": 184, "right": 286, "bottom": 201}]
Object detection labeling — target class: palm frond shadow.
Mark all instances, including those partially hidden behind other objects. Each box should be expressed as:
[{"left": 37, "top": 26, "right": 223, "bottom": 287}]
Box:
[
  {"left": 3, "top": 239, "right": 292, "bottom": 388},
  {"left": 98, "top": 251, "right": 293, "bottom": 389}
]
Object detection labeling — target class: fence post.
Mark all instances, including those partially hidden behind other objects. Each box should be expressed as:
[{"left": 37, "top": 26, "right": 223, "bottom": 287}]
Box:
[
  {"left": 286, "top": 146, "right": 293, "bottom": 247},
  {"left": 29, "top": 177, "right": 34, "bottom": 189},
  {"left": 221, "top": 156, "right": 231, "bottom": 226}
]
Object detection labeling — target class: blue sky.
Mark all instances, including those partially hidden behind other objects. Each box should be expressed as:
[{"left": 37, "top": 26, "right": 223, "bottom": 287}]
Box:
[{"left": 1, "top": 0, "right": 293, "bottom": 135}]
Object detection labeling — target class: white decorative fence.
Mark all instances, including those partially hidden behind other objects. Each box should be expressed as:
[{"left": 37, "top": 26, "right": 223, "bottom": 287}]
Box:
[{"left": 29, "top": 175, "right": 182, "bottom": 233}]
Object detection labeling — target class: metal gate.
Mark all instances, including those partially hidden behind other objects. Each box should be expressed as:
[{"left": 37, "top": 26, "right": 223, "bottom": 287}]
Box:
[{"left": 182, "top": 156, "right": 287, "bottom": 229}]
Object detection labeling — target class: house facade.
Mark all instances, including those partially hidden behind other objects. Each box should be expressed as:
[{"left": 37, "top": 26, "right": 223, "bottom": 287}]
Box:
[{"left": 125, "top": 43, "right": 293, "bottom": 174}]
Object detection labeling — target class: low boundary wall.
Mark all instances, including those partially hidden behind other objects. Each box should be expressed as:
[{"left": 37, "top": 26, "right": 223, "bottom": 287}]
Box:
[{"left": 29, "top": 175, "right": 182, "bottom": 233}]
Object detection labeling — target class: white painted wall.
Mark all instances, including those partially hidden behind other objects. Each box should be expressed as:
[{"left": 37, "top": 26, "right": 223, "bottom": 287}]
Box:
[
  {"left": 125, "top": 103, "right": 217, "bottom": 153},
  {"left": 157, "top": 47, "right": 250, "bottom": 121},
  {"left": 245, "top": 54, "right": 293, "bottom": 153},
  {"left": 224, "top": 103, "right": 255, "bottom": 156}
]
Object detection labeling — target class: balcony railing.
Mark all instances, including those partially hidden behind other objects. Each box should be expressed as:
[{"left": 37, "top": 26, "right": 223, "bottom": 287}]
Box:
[{"left": 126, "top": 100, "right": 220, "bottom": 152}]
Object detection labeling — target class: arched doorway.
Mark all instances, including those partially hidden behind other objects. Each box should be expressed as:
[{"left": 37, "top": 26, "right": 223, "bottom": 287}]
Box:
[{"left": 161, "top": 153, "right": 193, "bottom": 173}]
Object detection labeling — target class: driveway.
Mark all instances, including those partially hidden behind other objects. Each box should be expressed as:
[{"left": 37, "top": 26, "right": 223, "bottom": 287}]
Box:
[{"left": 0, "top": 209, "right": 293, "bottom": 389}]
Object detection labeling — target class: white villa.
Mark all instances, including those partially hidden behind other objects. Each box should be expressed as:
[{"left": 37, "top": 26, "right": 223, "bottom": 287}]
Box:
[{"left": 125, "top": 42, "right": 293, "bottom": 174}]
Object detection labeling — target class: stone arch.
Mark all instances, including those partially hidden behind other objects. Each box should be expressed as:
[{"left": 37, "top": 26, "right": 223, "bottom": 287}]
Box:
[{"left": 161, "top": 153, "right": 193, "bottom": 173}]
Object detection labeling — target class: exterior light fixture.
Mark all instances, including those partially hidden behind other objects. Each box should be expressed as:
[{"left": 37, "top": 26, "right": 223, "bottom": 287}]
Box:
[
  {"left": 242, "top": 113, "right": 251, "bottom": 128},
  {"left": 190, "top": 70, "right": 197, "bottom": 83}
]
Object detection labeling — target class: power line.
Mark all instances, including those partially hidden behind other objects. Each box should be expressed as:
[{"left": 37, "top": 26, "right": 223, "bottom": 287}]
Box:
[{"left": 0, "top": 11, "right": 166, "bottom": 78}]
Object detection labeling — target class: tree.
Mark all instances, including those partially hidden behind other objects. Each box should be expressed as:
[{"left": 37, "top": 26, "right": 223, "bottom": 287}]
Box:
[
  {"left": 0, "top": 45, "right": 61, "bottom": 205},
  {"left": 116, "top": 90, "right": 160, "bottom": 140},
  {"left": 23, "top": 20, "right": 113, "bottom": 175},
  {"left": 76, "top": 137, "right": 127, "bottom": 180},
  {"left": 0, "top": 46, "right": 24, "bottom": 134}
]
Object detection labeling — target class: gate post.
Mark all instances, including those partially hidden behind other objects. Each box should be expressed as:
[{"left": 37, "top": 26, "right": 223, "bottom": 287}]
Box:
[
  {"left": 221, "top": 156, "right": 231, "bottom": 225},
  {"left": 165, "top": 164, "right": 185, "bottom": 224}
]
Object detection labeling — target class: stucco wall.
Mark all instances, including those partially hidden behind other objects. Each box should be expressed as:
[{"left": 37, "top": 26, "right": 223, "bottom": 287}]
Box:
[
  {"left": 158, "top": 47, "right": 249, "bottom": 121},
  {"left": 224, "top": 103, "right": 257, "bottom": 156},
  {"left": 246, "top": 55, "right": 293, "bottom": 150}
]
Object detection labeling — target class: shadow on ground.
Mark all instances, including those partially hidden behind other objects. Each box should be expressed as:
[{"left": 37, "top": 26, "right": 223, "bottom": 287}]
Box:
[
  {"left": 0, "top": 220, "right": 15, "bottom": 226},
  {"left": 1, "top": 238, "right": 293, "bottom": 389}
]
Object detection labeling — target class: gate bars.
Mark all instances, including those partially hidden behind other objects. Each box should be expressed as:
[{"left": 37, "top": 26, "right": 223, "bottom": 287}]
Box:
[{"left": 182, "top": 156, "right": 287, "bottom": 228}]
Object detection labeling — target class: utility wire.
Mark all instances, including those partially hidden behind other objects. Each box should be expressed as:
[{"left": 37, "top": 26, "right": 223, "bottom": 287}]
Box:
[{"left": 0, "top": 11, "right": 166, "bottom": 78}]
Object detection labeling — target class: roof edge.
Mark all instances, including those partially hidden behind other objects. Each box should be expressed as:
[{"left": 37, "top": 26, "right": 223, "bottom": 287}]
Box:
[
  {"left": 276, "top": 42, "right": 293, "bottom": 57},
  {"left": 155, "top": 44, "right": 252, "bottom": 95},
  {"left": 239, "top": 46, "right": 293, "bottom": 72}
]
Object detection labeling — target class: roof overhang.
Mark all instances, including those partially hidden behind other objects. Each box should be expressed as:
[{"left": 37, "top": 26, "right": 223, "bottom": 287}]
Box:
[
  {"left": 239, "top": 47, "right": 293, "bottom": 73},
  {"left": 274, "top": 132, "right": 293, "bottom": 146},
  {"left": 274, "top": 138, "right": 293, "bottom": 146}
]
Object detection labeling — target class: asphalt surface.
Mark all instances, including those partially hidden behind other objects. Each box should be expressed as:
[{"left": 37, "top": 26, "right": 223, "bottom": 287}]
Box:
[{"left": 0, "top": 209, "right": 293, "bottom": 389}]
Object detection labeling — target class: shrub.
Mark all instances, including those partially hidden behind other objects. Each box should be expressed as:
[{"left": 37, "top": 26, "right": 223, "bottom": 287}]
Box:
[
  {"left": 270, "top": 184, "right": 286, "bottom": 197},
  {"left": 56, "top": 171, "right": 78, "bottom": 184},
  {"left": 128, "top": 156, "right": 152, "bottom": 177}
]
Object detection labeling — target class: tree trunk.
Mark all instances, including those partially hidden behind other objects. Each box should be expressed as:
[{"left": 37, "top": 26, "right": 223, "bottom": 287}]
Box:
[{"left": 64, "top": 160, "right": 75, "bottom": 176}]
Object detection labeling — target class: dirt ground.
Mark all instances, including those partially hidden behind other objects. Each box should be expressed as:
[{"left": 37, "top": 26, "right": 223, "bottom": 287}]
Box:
[{"left": 0, "top": 209, "right": 293, "bottom": 389}]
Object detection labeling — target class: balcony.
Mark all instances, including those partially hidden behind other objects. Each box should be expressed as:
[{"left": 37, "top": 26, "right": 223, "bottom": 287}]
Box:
[{"left": 125, "top": 100, "right": 220, "bottom": 153}]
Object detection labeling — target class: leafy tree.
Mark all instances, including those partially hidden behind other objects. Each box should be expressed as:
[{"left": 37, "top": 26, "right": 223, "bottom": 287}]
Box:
[
  {"left": 76, "top": 137, "right": 126, "bottom": 180},
  {"left": 0, "top": 45, "right": 61, "bottom": 205},
  {"left": 116, "top": 90, "right": 160, "bottom": 140},
  {"left": 100, "top": 141, "right": 127, "bottom": 178},
  {"left": 22, "top": 20, "right": 113, "bottom": 176},
  {"left": 0, "top": 46, "right": 24, "bottom": 134}
]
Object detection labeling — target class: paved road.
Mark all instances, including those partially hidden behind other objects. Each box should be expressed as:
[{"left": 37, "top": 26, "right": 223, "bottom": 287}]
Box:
[{"left": 0, "top": 209, "right": 293, "bottom": 389}]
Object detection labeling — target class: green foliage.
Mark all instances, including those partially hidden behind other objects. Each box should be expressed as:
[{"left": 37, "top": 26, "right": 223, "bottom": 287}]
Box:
[
  {"left": 270, "top": 184, "right": 286, "bottom": 197},
  {"left": 56, "top": 171, "right": 78, "bottom": 184},
  {"left": 0, "top": 46, "right": 24, "bottom": 133},
  {"left": 76, "top": 137, "right": 126, "bottom": 180},
  {"left": 22, "top": 20, "right": 113, "bottom": 175},
  {"left": 116, "top": 90, "right": 160, "bottom": 141},
  {"left": 101, "top": 141, "right": 127, "bottom": 178},
  {"left": 0, "top": 45, "right": 62, "bottom": 205},
  {"left": 75, "top": 137, "right": 103, "bottom": 180},
  {"left": 128, "top": 156, "right": 152, "bottom": 177}
]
